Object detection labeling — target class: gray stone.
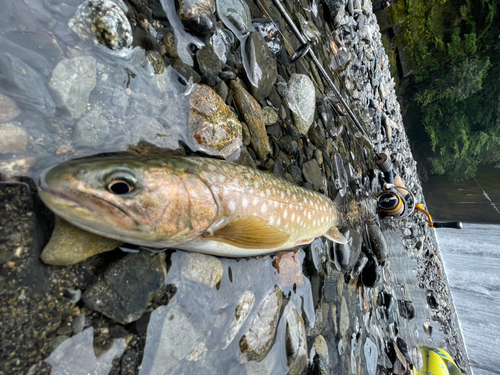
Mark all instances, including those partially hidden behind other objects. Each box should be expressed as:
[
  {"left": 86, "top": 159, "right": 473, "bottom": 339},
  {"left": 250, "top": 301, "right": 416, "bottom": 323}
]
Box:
[
  {"left": 239, "top": 286, "right": 283, "bottom": 361},
  {"left": 307, "top": 122, "right": 326, "bottom": 148},
  {"left": 245, "top": 32, "right": 277, "bottom": 101},
  {"left": 197, "top": 44, "right": 222, "bottom": 87},
  {"left": 72, "top": 315, "right": 86, "bottom": 335},
  {"left": 289, "top": 165, "right": 304, "bottom": 185},
  {"left": 0, "top": 124, "right": 27, "bottom": 154},
  {"left": 129, "top": 115, "right": 180, "bottom": 150},
  {"left": 0, "top": 53, "right": 56, "bottom": 117},
  {"left": 262, "top": 106, "right": 278, "bottom": 125},
  {"left": 0, "top": 93, "right": 21, "bottom": 123},
  {"left": 83, "top": 252, "right": 167, "bottom": 324},
  {"left": 339, "top": 296, "right": 349, "bottom": 336},
  {"left": 367, "top": 223, "right": 388, "bottom": 265},
  {"left": 222, "top": 291, "right": 256, "bottom": 349},
  {"left": 252, "top": 18, "right": 283, "bottom": 55},
  {"left": 313, "top": 335, "right": 329, "bottom": 364},
  {"left": 307, "top": 302, "right": 330, "bottom": 336},
  {"left": 72, "top": 115, "right": 110, "bottom": 147},
  {"left": 302, "top": 159, "right": 323, "bottom": 191},
  {"left": 178, "top": 0, "right": 216, "bottom": 37},
  {"left": 335, "top": 227, "right": 362, "bottom": 272},
  {"left": 181, "top": 252, "right": 223, "bottom": 288},
  {"left": 284, "top": 303, "right": 308, "bottom": 375},
  {"left": 49, "top": 56, "right": 97, "bottom": 119},
  {"left": 288, "top": 74, "right": 315, "bottom": 135}
]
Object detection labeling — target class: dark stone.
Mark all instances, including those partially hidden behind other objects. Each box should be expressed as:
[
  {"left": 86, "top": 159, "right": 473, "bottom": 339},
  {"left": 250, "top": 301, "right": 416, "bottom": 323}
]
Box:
[
  {"left": 426, "top": 290, "right": 440, "bottom": 310},
  {"left": 82, "top": 252, "right": 167, "bottom": 324},
  {"left": 367, "top": 223, "right": 388, "bottom": 265},
  {"left": 245, "top": 31, "right": 277, "bottom": 101},
  {"left": 281, "top": 135, "right": 299, "bottom": 154},
  {"left": 302, "top": 159, "right": 323, "bottom": 191},
  {"left": 266, "top": 123, "right": 282, "bottom": 138},
  {"left": 219, "top": 70, "right": 237, "bottom": 80},
  {"left": 307, "top": 122, "right": 326, "bottom": 148},
  {"left": 285, "top": 123, "right": 301, "bottom": 141},
  {"left": 289, "top": 165, "right": 304, "bottom": 184},
  {"left": 0, "top": 53, "right": 55, "bottom": 117},
  {"left": 335, "top": 227, "right": 362, "bottom": 272},
  {"left": 397, "top": 300, "right": 416, "bottom": 320},
  {"left": 197, "top": 44, "right": 222, "bottom": 87},
  {"left": 178, "top": 0, "right": 216, "bottom": 37},
  {"left": 172, "top": 60, "right": 202, "bottom": 84}
]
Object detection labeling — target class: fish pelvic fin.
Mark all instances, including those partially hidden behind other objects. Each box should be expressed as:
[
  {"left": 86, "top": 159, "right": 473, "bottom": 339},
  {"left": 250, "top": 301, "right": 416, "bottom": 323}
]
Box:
[
  {"left": 324, "top": 226, "right": 347, "bottom": 244},
  {"left": 210, "top": 216, "right": 290, "bottom": 249}
]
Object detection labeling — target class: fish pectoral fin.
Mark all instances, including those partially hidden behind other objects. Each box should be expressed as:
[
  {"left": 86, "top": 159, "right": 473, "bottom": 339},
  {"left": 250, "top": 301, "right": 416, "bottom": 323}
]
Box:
[
  {"left": 324, "top": 226, "right": 347, "bottom": 244},
  {"left": 211, "top": 216, "right": 290, "bottom": 249}
]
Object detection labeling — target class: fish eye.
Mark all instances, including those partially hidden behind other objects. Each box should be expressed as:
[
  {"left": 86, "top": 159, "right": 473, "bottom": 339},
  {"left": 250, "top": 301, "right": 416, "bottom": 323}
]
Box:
[
  {"left": 104, "top": 169, "right": 138, "bottom": 195},
  {"left": 108, "top": 178, "right": 135, "bottom": 195}
]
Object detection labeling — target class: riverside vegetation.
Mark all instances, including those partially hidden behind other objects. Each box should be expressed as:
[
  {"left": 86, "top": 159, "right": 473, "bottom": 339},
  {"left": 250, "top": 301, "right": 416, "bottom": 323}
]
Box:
[{"left": 379, "top": 0, "right": 500, "bottom": 181}]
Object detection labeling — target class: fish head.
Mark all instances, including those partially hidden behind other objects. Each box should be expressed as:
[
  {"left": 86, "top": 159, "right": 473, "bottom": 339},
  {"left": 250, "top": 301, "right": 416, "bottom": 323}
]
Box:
[{"left": 38, "top": 156, "right": 219, "bottom": 247}]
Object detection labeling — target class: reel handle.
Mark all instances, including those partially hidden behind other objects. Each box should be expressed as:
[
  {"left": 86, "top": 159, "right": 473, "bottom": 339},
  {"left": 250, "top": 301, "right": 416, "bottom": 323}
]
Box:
[{"left": 432, "top": 221, "right": 463, "bottom": 229}]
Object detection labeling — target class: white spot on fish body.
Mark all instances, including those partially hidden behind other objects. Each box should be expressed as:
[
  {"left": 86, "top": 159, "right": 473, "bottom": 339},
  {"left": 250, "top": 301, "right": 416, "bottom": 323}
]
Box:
[
  {"left": 253, "top": 197, "right": 259, "bottom": 205},
  {"left": 261, "top": 204, "right": 268, "bottom": 214},
  {"left": 287, "top": 189, "right": 291, "bottom": 196},
  {"left": 284, "top": 210, "right": 288, "bottom": 219},
  {"left": 266, "top": 189, "right": 271, "bottom": 195},
  {"left": 242, "top": 197, "right": 249, "bottom": 208},
  {"left": 208, "top": 164, "right": 217, "bottom": 171},
  {"left": 276, "top": 218, "right": 281, "bottom": 226},
  {"left": 254, "top": 181, "right": 259, "bottom": 189},
  {"left": 291, "top": 213, "right": 296, "bottom": 222},
  {"left": 228, "top": 201, "right": 237, "bottom": 212},
  {"left": 281, "top": 192, "right": 285, "bottom": 199}
]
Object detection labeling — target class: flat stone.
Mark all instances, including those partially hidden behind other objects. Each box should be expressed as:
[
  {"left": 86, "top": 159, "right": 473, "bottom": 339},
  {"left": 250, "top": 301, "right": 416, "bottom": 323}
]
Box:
[
  {"left": 313, "top": 335, "right": 329, "bottom": 364},
  {"left": 0, "top": 93, "right": 21, "bottom": 123},
  {"left": 284, "top": 303, "right": 308, "bottom": 375},
  {"left": 0, "top": 156, "right": 36, "bottom": 178},
  {"left": 239, "top": 286, "right": 283, "bottom": 361},
  {"left": 288, "top": 74, "right": 315, "bottom": 135},
  {"left": 222, "top": 291, "right": 256, "bottom": 349},
  {"left": 49, "top": 56, "right": 97, "bottom": 119},
  {"left": 188, "top": 84, "right": 242, "bottom": 159},
  {"left": 181, "top": 252, "right": 223, "bottom": 288},
  {"left": 230, "top": 80, "right": 270, "bottom": 158},
  {"left": 307, "top": 122, "right": 326, "bottom": 148},
  {"left": 335, "top": 227, "right": 362, "bottom": 272},
  {"left": 245, "top": 31, "right": 277, "bottom": 101},
  {"left": 0, "top": 123, "right": 27, "bottom": 154},
  {"left": 72, "top": 115, "right": 110, "bottom": 147},
  {"left": 178, "top": 0, "right": 216, "bottom": 37},
  {"left": 83, "top": 251, "right": 167, "bottom": 324},
  {"left": 129, "top": 115, "right": 180, "bottom": 150},
  {"left": 196, "top": 44, "right": 222, "bottom": 87},
  {"left": 40, "top": 217, "right": 123, "bottom": 266},
  {"left": 302, "top": 159, "right": 323, "bottom": 191},
  {"left": 339, "top": 296, "right": 349, "bottom": 337}
]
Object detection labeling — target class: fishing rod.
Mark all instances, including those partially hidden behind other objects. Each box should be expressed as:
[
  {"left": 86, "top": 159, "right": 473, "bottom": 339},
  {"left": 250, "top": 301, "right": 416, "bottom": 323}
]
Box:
[{"left": 271, "top": 0, "right": 373, "bottom": 149}]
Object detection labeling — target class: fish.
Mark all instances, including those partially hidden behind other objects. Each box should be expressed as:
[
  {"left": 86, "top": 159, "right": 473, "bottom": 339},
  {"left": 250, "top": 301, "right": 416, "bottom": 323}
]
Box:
[{"left": 38, "top": 156, "right": 346, "bottom": 257}]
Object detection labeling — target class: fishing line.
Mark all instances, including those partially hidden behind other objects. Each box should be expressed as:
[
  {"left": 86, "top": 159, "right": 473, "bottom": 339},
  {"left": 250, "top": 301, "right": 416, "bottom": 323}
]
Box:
[{"left": 473, "top": 177, "right": 500, "bottom": 217}]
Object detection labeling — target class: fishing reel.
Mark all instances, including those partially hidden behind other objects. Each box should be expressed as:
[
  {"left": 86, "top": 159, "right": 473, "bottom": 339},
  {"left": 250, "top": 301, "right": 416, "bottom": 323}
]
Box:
[{"left": 374, "top": 153, "right": 462, "bottom": 229}]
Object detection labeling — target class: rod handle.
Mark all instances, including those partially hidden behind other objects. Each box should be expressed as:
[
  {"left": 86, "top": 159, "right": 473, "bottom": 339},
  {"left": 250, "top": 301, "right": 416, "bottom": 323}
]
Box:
[{"left": 432, "top": 221, "right": 463, "bottom": 229}]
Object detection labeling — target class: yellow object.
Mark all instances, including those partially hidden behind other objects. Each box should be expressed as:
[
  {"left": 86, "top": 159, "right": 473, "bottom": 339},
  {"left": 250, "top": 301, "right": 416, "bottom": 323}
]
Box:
[
  {"left": 415, "top": 203, "right": 435, "bottom": 228},
  {"left": 415, "top": 345, "right": 462, "bottom": 375}
]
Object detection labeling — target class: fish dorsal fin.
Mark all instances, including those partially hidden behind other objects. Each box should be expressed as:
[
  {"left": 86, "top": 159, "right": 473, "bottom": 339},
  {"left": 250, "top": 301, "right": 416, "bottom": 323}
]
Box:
[
  {"left": 324, "top": 226, "right": 347, "bottom": 244},
  {"left": 210, "top": 216, "right": 290, "bottom": 249}
]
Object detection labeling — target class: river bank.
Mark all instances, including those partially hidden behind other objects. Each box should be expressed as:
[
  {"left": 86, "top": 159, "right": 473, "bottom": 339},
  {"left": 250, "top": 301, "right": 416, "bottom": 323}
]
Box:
[{"left": 0, "top": 0, "right": 470, "bottom": 373}]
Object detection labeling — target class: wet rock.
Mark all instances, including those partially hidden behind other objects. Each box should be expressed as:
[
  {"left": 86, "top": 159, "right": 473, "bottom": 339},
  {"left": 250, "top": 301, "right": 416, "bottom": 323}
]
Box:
[
  {"left": 339, "top": 296, "right": 349, "bottom": 336},
  {"left": 69, "top": 0, "right": 133, "bottom": 51},
  {"left": 261, "top": 106, "right": 278, "bottom": 125},
  {"left": 313, "top": 335, "right": 329, "bottom": 364},
  {"left": 49, "top": 56, "right": 97, "bottom": 119},
  {"left": 188, "top": 84, "right": 242, "bottom": 158},
  {"left": 83, "top": 252, "right": 167, "bottom": 324},
  {"left": 350, "top": 252, "right": 368, "bottom": 279},
  {"left": 215, "top": 81, "right": 229, "bottom": 102},
  {"left": 361, "top": 256, "right": 382, "bottom": 288},
  {"left": 367, "top": 223, "right": 388, "bottom": 265},
  {"left": 235, "top": 146, "right": 257, "bottom": 168},
  {"left": 146, "top": 50, "right": 166, "bottom": 75},
  {"left": 241, "top": 122, "right": 252, "bottom": 145},
  {"left": 0, "top": 124, "right": 28, "bottom": 154},
  {"left": 217, "top": 0, "right": 252, "bottom": 39},
  {"left": 178, "top": 0, "right": 216, "bottom": 37},
  {"left": 252, "top": 18, "right": 283, "bottom": 55},
  {"left": 426, "top": 289, "right": 440, "bottom": 309},
  {"left": 284, "top": 303, "right": 308, "bottom": 375},
  {"left": 196, "top": 44, "right": 222, "bottom": 87},
  {"left": 288, "top": 74, "right": 316, "bottom": 135},
  {"left": 397, "top": 300, "right": 415, "bottom": 320},
  {"left": 245, "top": 32, "right": 278, "bottom": 101},
  {"left": 273, "top": 251, "right": 305, "bottom": 288},
  {"left": 129, "top": 115, "right": 180, "bottom": 150},
  {"left": 181, "top": 252, "right": 223, "bottom": 288},
  {"left": 364, "top": 337, "right": 378, "bottom": 375},
  {"left": 335, "top": 227, "right": 362, "bottom": 272},
  {"left": 45, "top": 327, "right": 126, "bottom": 375},
  {"left": 239, "top": 286, "right": 283, "bottom": 361},
  {"left": 72, "top": 316, "right": 86, "bottom": 335},
  {"left": 230, "top": 80, "right": 270, "bottom": 158},
  {"left": 0, "top": 53, "right": 56, "bottom": 117},
  {"left": 222, "top": 291, "right": 256, "bottom": 349},
  {"left": 290, "top": 165, "right": 304, "bottom": 185},
  {"left": 308, "top": 302, "right": 330, "bottom": 336},
  {"left": 0, "top": 156, "right": 37, "bottom": 178},
  {"left": 72, "top": 115, "right": 110, "bottom": 147},
  {"left": 40, "top": 216, "right": 122, "bottom": 266},
  {"left": 0, "top": 93, "right": 21, "bottom": 123},
  {"left": 302, "top": 159, "right": 323, "bottom": 191},
  {"left": 308, "top": 122, "right": 326, "bottom": 148}
]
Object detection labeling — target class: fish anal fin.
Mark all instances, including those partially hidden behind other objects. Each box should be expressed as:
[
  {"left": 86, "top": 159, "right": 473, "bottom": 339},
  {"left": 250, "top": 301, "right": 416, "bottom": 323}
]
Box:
[
  {"left": 211, "top": 216, "right": 290, "bottom": 249},
  {"left": 324, "top": 226, "right": 347, "bottom": 244},
  {"left": 295, "top": 238, "right": 315, "bottom": 246}
]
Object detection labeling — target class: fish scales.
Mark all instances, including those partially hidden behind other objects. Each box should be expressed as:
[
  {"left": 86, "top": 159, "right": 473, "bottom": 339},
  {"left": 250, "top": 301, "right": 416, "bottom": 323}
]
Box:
[{"left": 38, "top": 156, "right": 345, "bottom": 257}]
